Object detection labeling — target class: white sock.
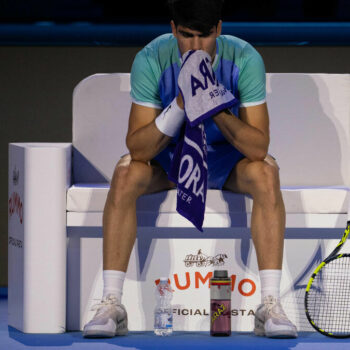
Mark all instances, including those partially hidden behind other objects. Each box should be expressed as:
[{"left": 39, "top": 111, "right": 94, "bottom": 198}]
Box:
[
  {"left": 259, "top": 269, "right": 282, "bottom": 302},
  {"left": 103, "top": 270, "right": 126, "bottom": 302}
]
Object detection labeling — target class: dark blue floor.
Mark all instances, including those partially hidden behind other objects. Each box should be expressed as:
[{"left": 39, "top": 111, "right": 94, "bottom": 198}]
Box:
[{"left": 2, "top": 298, "right": 350, "bottom": 349}]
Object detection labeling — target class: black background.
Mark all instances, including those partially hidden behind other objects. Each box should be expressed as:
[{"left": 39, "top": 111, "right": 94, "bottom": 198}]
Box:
[{"left": 0, "top": 0, "right": 349, "bottom": 23}]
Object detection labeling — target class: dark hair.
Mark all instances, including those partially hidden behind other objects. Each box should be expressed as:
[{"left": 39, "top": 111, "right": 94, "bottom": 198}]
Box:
[{"left": 168, "top": 0, "right": 224, "bottom": 35}]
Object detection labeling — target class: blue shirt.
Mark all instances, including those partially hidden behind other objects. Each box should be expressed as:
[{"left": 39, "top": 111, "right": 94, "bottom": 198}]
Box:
[{"left": 130, "top": 33, "right": 266, "bottom": 145}]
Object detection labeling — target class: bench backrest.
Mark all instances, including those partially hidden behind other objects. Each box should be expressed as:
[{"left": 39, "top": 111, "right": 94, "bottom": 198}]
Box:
[{"left": 73, "top": 73, "right": 350, "bottom": 187}]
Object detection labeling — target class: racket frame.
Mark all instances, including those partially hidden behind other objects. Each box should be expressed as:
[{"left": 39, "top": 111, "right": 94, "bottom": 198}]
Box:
[{"left": 304, "top": 221, "right": 350, "bottom": 338}]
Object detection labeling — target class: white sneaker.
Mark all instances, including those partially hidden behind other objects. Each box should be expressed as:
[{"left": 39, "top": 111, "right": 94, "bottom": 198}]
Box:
[
  {"left": 83, "top": 294, "right": 128, "bottom": 338},
  {"left": 254, "top": 295, "right": 298, "bottom": 338}
]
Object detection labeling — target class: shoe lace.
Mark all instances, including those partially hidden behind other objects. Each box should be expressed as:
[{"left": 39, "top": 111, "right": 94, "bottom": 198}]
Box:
[
  {"left": 264, "top": 296, "right": 288, "bottom": 319},
  {"left": 91, "top": 295, "right": 119, "bottom": 313}
]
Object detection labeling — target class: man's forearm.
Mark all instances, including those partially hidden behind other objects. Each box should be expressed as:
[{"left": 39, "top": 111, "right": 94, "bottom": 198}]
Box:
[
  {"left": 213, "top": 110, "right": 269, "bottom": 161},
  {"left": 126, "top": 121, "right": 172, "bottom": 162}
]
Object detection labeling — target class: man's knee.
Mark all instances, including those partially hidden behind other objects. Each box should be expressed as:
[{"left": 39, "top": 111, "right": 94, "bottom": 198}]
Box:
[
  {"left": 108, "top": 155, "right": 152, "bottom": 203},
  {"left": 247, "top": 157, "right": 281, "bottom": 200}
]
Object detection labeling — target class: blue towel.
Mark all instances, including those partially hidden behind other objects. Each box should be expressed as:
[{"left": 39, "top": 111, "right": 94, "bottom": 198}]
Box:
[{"left": 169, "top": 50, "right": 238, "bottom": 231}]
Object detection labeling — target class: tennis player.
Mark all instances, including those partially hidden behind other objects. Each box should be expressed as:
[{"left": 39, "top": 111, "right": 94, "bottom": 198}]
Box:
[{"left": 83, "top": 0, "right": 297, "bottom": 338}]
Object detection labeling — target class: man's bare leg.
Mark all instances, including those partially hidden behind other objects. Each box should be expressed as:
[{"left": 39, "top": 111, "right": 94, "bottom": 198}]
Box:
[
  {"left": 223, "top": 154, "right": 285, "bottom": 270},
  {"left": 83, "top": 154, "right": 175, "bottom": 338},
  {"left": 223, "top": 155, "right": 297, "bottom": 338},
  {"left": 103, "top": 154, "right": 175, "bottom": 272}
]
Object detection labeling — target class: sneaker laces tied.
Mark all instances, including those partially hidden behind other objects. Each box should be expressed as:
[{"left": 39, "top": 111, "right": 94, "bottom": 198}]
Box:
[
  {"left": 264, "top": 296, "right": 288, "bottom": 320},
  {"left": 91, "top": 295, "right": 119, "bottom": 313}
]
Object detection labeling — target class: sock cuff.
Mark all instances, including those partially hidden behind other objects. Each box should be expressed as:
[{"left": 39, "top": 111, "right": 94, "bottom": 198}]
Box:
[
  {"left": 259, "top": 269, "right": 282, "bottom": 301},
  {"left": 103, "top": 270, "right": 126, "bottom": 301},
  {"left": 103, "top": 270, "right": 126, "bottom": 279},
  {"left": 259, "top": 269, "right": 282, "bottom": 277}
]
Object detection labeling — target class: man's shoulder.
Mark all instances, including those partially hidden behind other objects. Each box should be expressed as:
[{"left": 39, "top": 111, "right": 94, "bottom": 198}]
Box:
[
  {"left": 134, "top": 33, "right": 179, "bottom": 73},
  {"left": 141, "top": 33, "right": 178, "bottom": 59},
  {"left": 218, "top": 34, "right": 249, "bottom": 48},
  {"left": 217, "top": 34, "right": 261, "bottom": 65}
]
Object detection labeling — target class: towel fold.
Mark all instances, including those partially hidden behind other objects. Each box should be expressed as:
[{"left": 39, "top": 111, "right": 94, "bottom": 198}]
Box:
[
  {"left": 178, "top": 50, "right": 237, "bottom": 126},
  {"left": 168, "top": 122, "right": 208, "bottom": 231},
  {"left": 169, "top": 50, "right": 238, "bottom": 231}
]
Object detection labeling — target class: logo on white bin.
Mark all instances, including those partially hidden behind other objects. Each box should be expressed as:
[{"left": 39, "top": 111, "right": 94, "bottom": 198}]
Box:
[
  {"left": 13, "top": 166, "right": 19, "bottom": 186},
  {"left": 184, "top": 249, "right": 228, "bottom": 267}
]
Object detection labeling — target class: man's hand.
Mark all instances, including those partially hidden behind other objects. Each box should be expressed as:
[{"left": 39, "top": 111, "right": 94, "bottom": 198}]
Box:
[{"left": 213, "top": 103, "right": 270, "bottom": 162}]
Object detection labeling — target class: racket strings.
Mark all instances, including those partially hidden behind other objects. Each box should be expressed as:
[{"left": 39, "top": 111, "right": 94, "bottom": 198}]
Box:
[{"left": 307, "top": 255, "right": 350, "bottom": 336}]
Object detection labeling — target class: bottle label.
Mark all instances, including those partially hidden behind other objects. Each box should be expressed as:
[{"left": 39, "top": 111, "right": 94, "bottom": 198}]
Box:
[
  {"left": 155, "top": 311, "right": 173, "bottom": 329},
  {"left": 210, "top": 300, "right": 231, "bottom": 333}
]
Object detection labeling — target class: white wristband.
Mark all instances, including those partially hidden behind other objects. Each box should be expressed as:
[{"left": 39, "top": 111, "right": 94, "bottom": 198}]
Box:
[{"left": 155, "top": 97, "right": 185, "bottom": 137}]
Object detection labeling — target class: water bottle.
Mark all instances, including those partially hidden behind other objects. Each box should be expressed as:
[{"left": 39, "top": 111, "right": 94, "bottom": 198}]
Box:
[
  {"left": 210, "top": 270, "right": 231, "bottom": 336},
  {"left": 154, "top": 277, "right": 173, "bottom": 336}
]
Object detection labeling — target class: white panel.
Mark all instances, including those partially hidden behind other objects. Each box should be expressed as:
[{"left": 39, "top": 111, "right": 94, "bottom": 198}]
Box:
[
  {"left": 69, "top": 233, "right": 342, "bottom": 332},
  {"left": 72, "top": 73, "right": 350, "bottom": 186},
  {"left": 8, "top": 144, "right": 25, "bottom": 331},
  {"left": 267, "top": 73, "right": 350, "bottom": 187},
  {"left": 8, "top": 143, "right": 71, "bottom": 333},
  {"left": 73, "top": 73, "right": 131, "bottom": 181}
]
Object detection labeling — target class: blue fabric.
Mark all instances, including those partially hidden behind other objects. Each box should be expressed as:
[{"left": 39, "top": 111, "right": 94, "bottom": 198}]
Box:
[
  {"left": 156, "top": 143, "right": 244, "bottom": 191},
  {"left": 130, "top": 34, "right": 265, "bottom": 144},
  {"left": 168, "top": 124, "right": 208, "bottom": 231},
  {"left": 168, "top": 51, "right": 239, "bottom": 231}
]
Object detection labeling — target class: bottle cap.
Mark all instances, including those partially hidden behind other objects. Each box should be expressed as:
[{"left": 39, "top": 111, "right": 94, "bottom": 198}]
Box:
[
  {"left": 160, "top": 277, "right": 168, "bottom": 281},
  {"left": 213, "top": 270, "right": 228, "bottom": 278}
]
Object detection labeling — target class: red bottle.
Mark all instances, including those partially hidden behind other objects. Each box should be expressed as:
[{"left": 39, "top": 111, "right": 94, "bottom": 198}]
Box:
[{"left": 210, "top": 270, "right": 231, "bottom": 336}]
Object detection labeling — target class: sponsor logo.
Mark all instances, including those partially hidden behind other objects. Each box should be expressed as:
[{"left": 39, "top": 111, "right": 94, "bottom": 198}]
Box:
[
  {"left": 172, "top": 271, "right": 256, "bottom": 297},
  {"left": 13, "top": 166, "right": 19, "bottom": 186},
  {"left": 211, "top": 303, "right": 228, "bottom": 324},
  {"left": 173, "top": 308, "right": 255, "bottom": 317},
  {"left": 191, "top": 57, "right": 219, "bottom": 97},
  {"left": 8, "top": 192, "right": 23, "bottom": 224},
  {"left": 8, "top": 236, "right": 23, "bottom": 248},
  {"left": 178, "top": 154, "right": 205, "bottom": 203},
  {"left": 184, "top": 249, "right": 228, "bottom": 267}
]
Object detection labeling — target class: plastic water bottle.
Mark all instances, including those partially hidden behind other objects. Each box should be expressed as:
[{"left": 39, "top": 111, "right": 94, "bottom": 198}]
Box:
[{"left": 154, "top": 277, "right": 173, "bottom": 336}]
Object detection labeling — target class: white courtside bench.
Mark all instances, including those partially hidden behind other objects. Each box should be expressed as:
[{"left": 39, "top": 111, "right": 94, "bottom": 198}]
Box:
[{"left": 8, "top": 73, "right": 350, "bottom": 333}]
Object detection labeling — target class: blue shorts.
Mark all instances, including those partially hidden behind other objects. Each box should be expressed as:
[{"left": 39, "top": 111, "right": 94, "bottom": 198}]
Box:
[{"left": 153, "top": 143, "right": 245, "bottom": 189}]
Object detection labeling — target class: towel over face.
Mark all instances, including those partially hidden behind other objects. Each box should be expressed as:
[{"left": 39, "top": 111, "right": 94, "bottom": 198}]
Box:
[{"left": 170, "top": 50, "right": 238, "bottom": 230}]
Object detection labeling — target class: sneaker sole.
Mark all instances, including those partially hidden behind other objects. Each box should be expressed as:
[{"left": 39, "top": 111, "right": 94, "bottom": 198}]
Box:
[
  {"left": 254, "top": 318, "right": 297, "bottom": 339},
  {"left": 83, "top": 327, "right": 128, "bottom": 338},
  {"left": 83, "top": 329, "right": 116, "bottom": 338},
  {"left": 83, "top": 318, "right": 128, "bottom": 338},
  {"left": 254, "top": 327, "right": 297, "bottom": 339},
  {"left": 265, "top": 330, "right": 298, "bottom": 339}
]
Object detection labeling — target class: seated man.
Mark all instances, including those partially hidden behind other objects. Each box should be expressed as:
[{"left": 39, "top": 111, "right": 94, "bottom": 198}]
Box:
[{"left": 83, "top": 0, "right": 297, "bottom": 339}]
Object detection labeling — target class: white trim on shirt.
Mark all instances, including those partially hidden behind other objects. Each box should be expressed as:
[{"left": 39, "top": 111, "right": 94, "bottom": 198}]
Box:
[
  {"left": 240, "top": 99, "right": 266, "bottom": 108},
  {"left": 131, "top": 98, "right": 163, "bottom": 109}
]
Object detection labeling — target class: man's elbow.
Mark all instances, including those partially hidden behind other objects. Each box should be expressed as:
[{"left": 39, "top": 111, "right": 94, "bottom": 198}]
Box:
[
  {"left": 251, "top": 145, "right": 269, "bottom": 162},
  {"left": 127, "top": 148, "right": 150, "bottom": 163},
  {"left": 250, "top": 151, "right": 267, "bottom": 162}
]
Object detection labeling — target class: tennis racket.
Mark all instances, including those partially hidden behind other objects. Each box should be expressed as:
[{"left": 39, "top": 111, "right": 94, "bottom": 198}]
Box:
[{"left": 305, "top": 220, "right": 350, "bottom": 337}]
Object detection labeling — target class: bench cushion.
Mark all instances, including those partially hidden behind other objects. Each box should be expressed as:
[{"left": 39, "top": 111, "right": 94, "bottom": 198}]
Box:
[{"left": 67, "top": 184, "right": 349, "bottom": 214}]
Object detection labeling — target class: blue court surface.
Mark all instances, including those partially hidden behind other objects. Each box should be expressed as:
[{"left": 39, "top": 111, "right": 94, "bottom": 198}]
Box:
[{"left": 1, "top": 298, "right": 350, "bottom": 350}]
